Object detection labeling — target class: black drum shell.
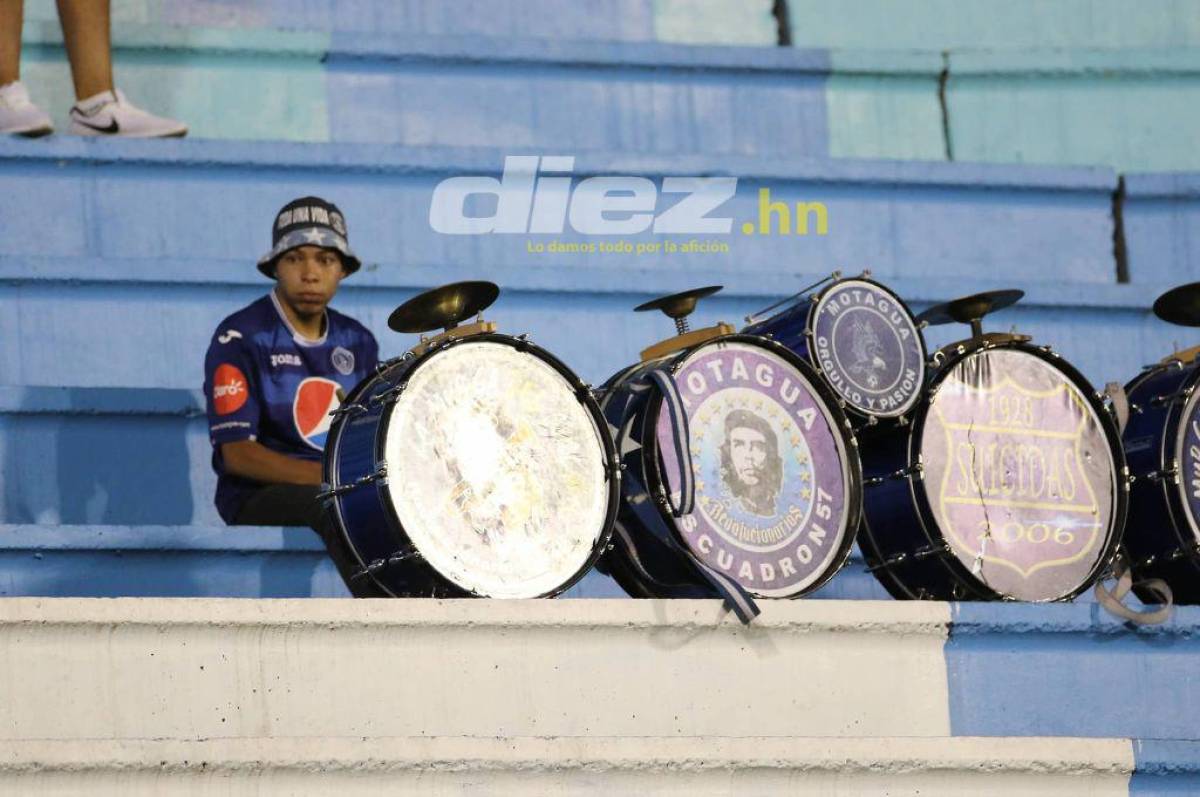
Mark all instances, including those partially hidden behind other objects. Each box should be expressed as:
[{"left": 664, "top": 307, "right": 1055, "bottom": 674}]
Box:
[
  {"left": 323, "top": 333, "right": 620, "bottom": 598},
  {"left": 1122, "top": 361, "right": 1200, "bottom": 603},
  {"left": 858, "top": 339, "right": 1128, "bottom": 602},
  {"left": 598, "top": 333, "right": 864, "bottom": 600}
]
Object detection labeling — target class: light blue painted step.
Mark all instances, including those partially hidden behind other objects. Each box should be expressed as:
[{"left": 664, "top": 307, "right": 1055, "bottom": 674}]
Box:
[
  {"left": 1122, "top": 172, "right": 1200, "bottom": 285},
  {"left": 19, "top": 24, "right": 816, "bottom": 151},
  {"left": 0, "top": 524, "right": 885, "bottom": 600},
  {"left": 23, "top": 0, "right": 777, "bottom": 46},
  {"left": 786, "top": 0, "right": 1200, "bottom": 50},
  {"left": 945, "top": 49, "right": 1200, "bottom": 173}
]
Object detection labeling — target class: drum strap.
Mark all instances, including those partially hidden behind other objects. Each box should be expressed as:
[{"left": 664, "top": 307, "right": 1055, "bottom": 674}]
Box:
[
  {"left": 1093, "top": 556, "right": 1173, "bottom": 626},
  {"left": 612, "top": 367, "right": 760, "bottom": 624}
]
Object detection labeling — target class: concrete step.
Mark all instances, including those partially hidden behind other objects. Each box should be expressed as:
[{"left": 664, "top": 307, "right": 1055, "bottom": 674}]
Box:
[
  {"left": 0, "top": 599, "right": 1193, "bottom": 742},
  {"left": 0, "top": 735, "right": 1167, "bottom": 795}
]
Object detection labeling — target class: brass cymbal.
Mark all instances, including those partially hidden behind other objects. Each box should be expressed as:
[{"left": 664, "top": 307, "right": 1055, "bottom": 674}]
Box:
[
  {"left": 1153, "top": 282, "right": 1200, "bottom": 327},
  {"left": 916, "top": 289, "right": 1024, "bottom": 327},
  {"left": 388, "top": 281, "right": 500, "bottom": 333},
  {"left": 634, "top": 285, "right": 723, "bottom": 319}
]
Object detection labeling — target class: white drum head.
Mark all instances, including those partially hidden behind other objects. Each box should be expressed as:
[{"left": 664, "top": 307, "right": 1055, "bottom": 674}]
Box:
[{"left": 383, "top": 341, "right": 609, "bottom": 597}]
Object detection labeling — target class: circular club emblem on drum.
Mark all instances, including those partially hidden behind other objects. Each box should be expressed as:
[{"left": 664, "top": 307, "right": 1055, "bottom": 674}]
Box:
[
  {"left": 921, "top": 348, "right": 1118, "bottom": 600},
  {"left": 1176, "top": 388, "right": 1200, "bottom": 542},
  {"left": 656, "top": 341, "right": 851, "bottom": 598},
  {"left": 811, "top": 280, "right": 923, "bottom": 417},
  {"left": 294, "top": 377, "right": 341, "bottom": 450}
]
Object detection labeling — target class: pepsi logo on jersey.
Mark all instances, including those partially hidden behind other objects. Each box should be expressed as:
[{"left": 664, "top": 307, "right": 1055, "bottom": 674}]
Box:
[{"left": 294, "top": 377, "right": 341, "bottom": 450}]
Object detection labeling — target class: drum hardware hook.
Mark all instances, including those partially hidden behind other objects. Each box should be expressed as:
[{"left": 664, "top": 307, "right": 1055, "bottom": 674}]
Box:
[
  {"left": 865, "top": 552, "right": 907, "bottom": 572},
  {"left": 316, "top": 466, "right": 389, "bottom": 501},
  {"left": 329, "top": 403, "right": 368, "bottom": 419},
  {"left": 864, "top": 415, "right": 879, "bottom": 427},
  {"left": 859, "top": 268, "right": 872, "bottom": 279},
  {"left": 370, "top": 383, "right": 407, "bottom": 405},
  {"left": 914, "top": 544, "right": 950, "bottom": 560},
  {"left": 1146, "top": 467, "right": 1179, "bottom": 484},
  {"left": 353, "top": 546, "right": 422, "bottom": 580}
]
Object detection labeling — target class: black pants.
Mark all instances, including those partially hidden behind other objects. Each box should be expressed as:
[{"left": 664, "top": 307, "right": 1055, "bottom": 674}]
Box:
[{"left": 234, "top": 484, "right": 389, "bottom": 598}]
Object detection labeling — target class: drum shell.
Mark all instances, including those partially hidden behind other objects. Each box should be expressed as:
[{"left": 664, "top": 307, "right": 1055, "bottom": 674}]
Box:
[
  {"left": 324, "top": 334, "right": 620, "bottom": 598},
  {"left": 1123, "top": 362, "right": 1200, "bottom": 603},
  {"left": 859, "top": 340, "right": 1128, "bottom": 602},
  {"left": 743, "top": 277, "right": 927, "bottom": 426},
  {"left": 599, "top": 334, "right": 863, "bottom": 600}
]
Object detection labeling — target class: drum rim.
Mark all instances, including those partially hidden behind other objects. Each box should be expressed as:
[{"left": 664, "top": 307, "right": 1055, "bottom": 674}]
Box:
[
  {"left": 906, "top": 339, "right": 1128, "bottom": 603},
  {"left": 804, "top": 275, "right": 929, "bottom": 420},
  {"left": 1124, "top": 361, "right": 1200, "bottom": 564},
  {"left": 327, "top": 333, "right": 620, "bottom": 599},
  {"left": 621, "top": 332, "right": 865, "bottom": 599}
]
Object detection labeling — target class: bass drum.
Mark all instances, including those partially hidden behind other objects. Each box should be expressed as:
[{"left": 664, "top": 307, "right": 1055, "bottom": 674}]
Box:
[
  {"left": 1122, "top": 357, "right": 1200, "bottom": 603},
  {"left": 859, "top": 339, "right": 1127, "bottom": 601},
  {"left": 323, "top": 333, "right": 620, "bottom": 598},
  {"left": 743, "top": 276, "right": 926, "bottom": 425},
  {"left": 599, "top": 334, "right": 862, "bottom": 600}
]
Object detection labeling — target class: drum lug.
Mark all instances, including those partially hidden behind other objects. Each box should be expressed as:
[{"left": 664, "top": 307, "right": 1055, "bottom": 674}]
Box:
[
  {"left": 1146, "top": 466, "right": 1180, "bottom": 485},
  {"left": 353, "top": 546, "right": 422, "bottom": 581},
  {"left": 914, "top": 543, "right": 950, "bottom": 560},
  {"left": 329, "top": 402, "right": 367, "bottom": 419},
  {"left": 864, "top": 415, "right": 879, "bottom": 427},
  {"left": 316, "top": 466, "right": 389, "bottom": 502},
  {"left": 866, "top": 552, "right": 908, "bottom": 572},
  {"left": 515, "top": 333, "right": 532, "bottom": 351},
  {"left": 866, "top": 461, "right": 923, "bottom": 486}
]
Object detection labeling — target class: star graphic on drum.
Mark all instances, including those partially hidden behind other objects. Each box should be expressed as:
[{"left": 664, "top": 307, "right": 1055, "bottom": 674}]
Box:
[{"left": 293, "top": 377, "right": 342, "bottom": 450}]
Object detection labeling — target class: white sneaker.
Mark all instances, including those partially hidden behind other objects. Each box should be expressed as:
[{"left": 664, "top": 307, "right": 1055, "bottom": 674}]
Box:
[
  {"left": 68, "top": 89, "right": 187, "bottom": 138},
  {"left": 0, "top": 81, "right": 54, "bottom": 137}
]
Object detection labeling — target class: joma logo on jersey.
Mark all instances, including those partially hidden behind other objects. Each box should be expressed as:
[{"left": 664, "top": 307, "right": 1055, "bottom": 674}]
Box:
[
  {"left": 429, "top": 155, "right": 737, "bottom": 235},
  {"left": 270, "top": 353, "right": 302, "bottom": 368}
]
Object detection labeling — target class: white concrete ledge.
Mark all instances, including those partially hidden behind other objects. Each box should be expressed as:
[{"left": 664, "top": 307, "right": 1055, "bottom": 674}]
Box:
[
  {"left": 0, "top": 599, "right": 951, "bottom": 741},
  {"left": 0, "top": 736, "right": 1134, "bottom": 795}
]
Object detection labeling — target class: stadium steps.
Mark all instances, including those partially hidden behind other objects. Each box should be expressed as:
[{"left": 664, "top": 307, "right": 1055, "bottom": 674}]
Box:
[
  {"left": 0, "top": 598, "right": 1193, "bottom": 793},
  {"left": 0, "top": 524, "right": 888, "bottom": 600}
]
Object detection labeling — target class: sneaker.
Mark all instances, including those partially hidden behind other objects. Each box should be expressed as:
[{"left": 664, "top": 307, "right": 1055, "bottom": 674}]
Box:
[
  {"left": 0, "top": 81, "right": 54, "bottom": 137},
  {"left": 68, "top": 89, "right": 187, "bottom": 138}
]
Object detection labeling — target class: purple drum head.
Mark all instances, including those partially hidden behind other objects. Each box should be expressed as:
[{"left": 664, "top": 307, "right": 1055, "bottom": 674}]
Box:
[
  {"left": 656, "top": 341, "right": 853, "bottom": 598},
  {"left": 1175, "top": 384, "right": 1200, "bottom": 544},
  {"left": 811, "top": 279, "right": 924, "bottom": 418},
  {"left": 920, "top": 348, "right": 1118, "bottom": 600}
]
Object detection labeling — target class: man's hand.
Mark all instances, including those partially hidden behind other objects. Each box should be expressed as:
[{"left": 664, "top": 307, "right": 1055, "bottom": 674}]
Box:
[{"left": 220, "top": 440, "right": 323, "bottom": 486}]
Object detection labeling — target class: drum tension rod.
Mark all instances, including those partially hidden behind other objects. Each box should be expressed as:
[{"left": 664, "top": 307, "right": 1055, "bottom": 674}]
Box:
[
  {"left": 369, "top": 383, "right": 407, "bottom": 405},
  {"left": 1151, "top": 390, "right": 1192, "bottom": 407},
  {"left": 865, "top": 552, "right": 908, "bottom": 572},
  {"left": 329, "top": 403, "right": 368, "bottom": 419},
  {"left": 1145, "top": 467, "right": 1179, "bottom": 484},
  {"left": 863, "top": 463, "right": 923, "bottom": 487},
  {"left": 914, "top": 543, "right": 951, "bottom": 560},
  {"left": 316, "top": 467, "right": 389, "bottom": 501},
  {"left": 353, "top": 547, "right": 421, "bottom": 581}
]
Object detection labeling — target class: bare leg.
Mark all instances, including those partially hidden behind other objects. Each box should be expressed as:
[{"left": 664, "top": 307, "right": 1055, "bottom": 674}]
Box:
[
  {"left": 55, "top": 0, "right": 113, "bottom": 100},
  {"left": 0, "top": 0, "right": 23, "bottom": 86}
]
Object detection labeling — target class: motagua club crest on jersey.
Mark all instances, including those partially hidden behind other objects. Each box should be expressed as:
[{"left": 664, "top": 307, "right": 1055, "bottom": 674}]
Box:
[
  {"left": 811, "top": 279, "right": 924, "bottom": 417},
  {"left": 655, "top": 342, "right": 852, "bottom": 597}
]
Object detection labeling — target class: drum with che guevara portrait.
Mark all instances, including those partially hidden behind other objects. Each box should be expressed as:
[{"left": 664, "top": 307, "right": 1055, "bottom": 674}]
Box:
[
  {"left": 858, "top": 290, "right": 1128, "bottom": 602},
  {"left": 322, "top": 282, "right": 620, "bottom": 598},
  {"left": 597, "top": 286, "right": 863, "bottom": 614}
]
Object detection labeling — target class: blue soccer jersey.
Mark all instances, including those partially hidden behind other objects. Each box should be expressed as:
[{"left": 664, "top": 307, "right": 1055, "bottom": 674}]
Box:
[{"left": 204, "top": 291, "right": 380, "bottom": 523}]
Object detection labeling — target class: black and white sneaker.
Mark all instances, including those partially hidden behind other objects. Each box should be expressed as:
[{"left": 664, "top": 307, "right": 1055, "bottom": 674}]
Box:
[
  {"left": 0, "top": 81, "right": 54, "bottom": 137},
  {"left": 69, "top": 89, "right": 187, "bottom": 138}
]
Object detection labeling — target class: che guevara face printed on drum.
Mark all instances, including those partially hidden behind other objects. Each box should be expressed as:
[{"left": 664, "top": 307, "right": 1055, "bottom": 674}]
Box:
[
  {"left": 656, "top": 342, "right": 851, "bottom": 598},
  {"left": 811, "top": 280, "right": 923, "bottom": 417},
  {"left": 921, "top": 348, "right": 1118, "bottom": 600}
]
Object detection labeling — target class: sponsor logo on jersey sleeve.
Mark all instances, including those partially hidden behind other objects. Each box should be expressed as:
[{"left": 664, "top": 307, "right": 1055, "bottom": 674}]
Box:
[
  {"left": 212, "top": 363, "right": 249, "bottom": 415},
  {"left": 294, "top": 377, "right": 342, "bottom": 450}
]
